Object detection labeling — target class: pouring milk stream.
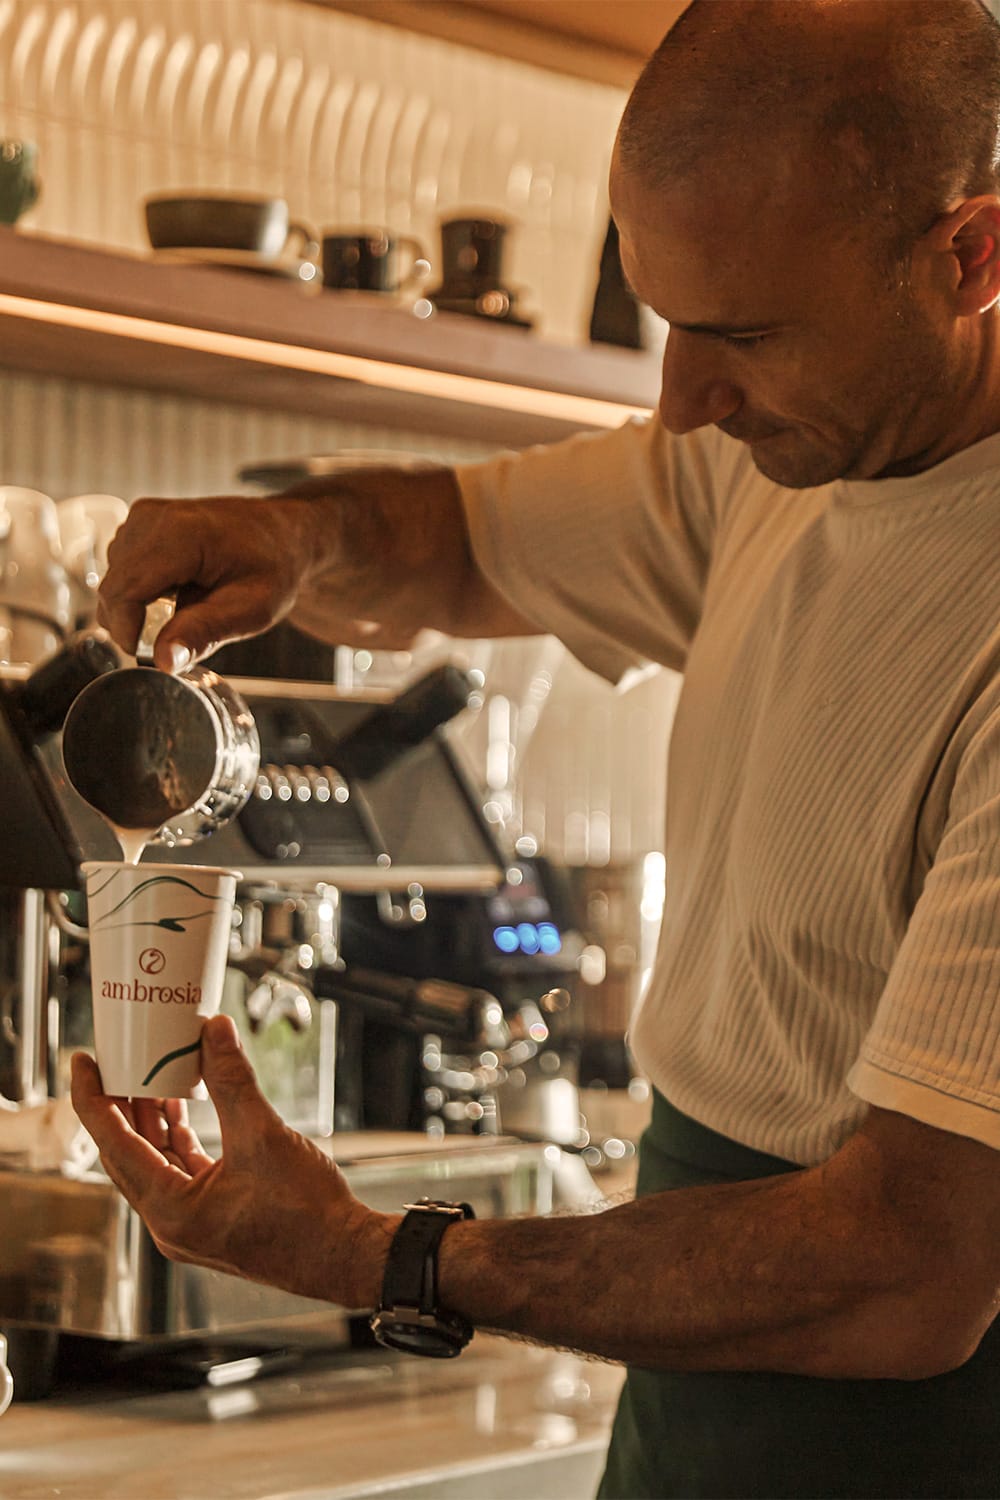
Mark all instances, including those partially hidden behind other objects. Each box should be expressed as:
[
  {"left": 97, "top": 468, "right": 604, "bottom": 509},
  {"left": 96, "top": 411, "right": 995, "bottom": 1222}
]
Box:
[{"left": 61, "top": 598, "right": 255, "bottom": 1097}]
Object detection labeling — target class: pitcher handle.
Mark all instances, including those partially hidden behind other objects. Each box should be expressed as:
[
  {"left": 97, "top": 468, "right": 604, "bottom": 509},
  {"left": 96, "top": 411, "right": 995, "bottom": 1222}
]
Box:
[{"left": 136, "top": 593, "right": 177, "bottom": 665}]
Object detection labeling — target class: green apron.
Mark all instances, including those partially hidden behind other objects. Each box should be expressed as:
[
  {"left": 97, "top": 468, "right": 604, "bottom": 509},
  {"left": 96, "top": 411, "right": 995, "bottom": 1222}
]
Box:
[{"left": 597, "top": 1091, "right": 1000, "bottom": 1499}]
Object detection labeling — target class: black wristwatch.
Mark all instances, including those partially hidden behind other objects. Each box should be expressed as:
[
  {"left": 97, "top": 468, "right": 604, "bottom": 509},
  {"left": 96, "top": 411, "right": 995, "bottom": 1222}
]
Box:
[{"left": 370, "top": 1198, "right": 475, "bottom": 1358}]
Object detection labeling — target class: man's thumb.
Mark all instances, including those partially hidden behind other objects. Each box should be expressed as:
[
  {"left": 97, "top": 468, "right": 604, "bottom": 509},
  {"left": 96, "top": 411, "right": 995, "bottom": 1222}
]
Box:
[{"left": 200, "top": 1016, "right": 272, "bottom": 1142}]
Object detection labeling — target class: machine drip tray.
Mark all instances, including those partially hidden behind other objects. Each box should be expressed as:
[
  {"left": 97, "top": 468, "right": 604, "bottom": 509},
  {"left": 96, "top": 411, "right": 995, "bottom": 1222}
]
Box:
[
  {"left": 12, "top": 1314, "right": 371, "bottom": 1402},
  {"left": 59, "top": 1334, "right": 307, "bottom": 1392}
]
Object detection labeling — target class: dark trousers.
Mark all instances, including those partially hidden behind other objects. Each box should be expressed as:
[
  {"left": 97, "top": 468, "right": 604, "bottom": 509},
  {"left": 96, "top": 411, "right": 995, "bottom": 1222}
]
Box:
[{"left": 597, "top": 1091, "right": 1000, "bottom": 1499}]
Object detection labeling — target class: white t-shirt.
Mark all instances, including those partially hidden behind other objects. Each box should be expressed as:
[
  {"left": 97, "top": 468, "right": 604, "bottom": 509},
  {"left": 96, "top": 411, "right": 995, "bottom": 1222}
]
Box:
[{"left": 457, "top": 418, "right": 1000, "bottom": 1166}]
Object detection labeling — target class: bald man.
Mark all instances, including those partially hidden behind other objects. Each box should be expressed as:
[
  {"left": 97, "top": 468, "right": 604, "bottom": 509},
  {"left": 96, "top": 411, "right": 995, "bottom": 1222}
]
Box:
[{"left": 75, "top": 3, "right": 1000, "bottom": 1495}]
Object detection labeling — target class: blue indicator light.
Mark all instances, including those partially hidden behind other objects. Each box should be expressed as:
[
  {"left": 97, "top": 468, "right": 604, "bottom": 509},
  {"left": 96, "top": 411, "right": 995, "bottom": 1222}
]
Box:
[
  {"left": 516, "top": 922, "right": 540, "bottom": 955},
  {"left": 493, "top": 926, "right": 519, "bottom": 954},
  {"left": 538, "top": 923, "right": 562, "bottom": 954}
]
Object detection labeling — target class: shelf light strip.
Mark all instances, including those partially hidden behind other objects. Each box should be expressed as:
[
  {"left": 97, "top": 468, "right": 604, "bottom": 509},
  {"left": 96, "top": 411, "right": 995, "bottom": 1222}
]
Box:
[{"left": 0, "top": 293, "right": 653, "bottom": 429}]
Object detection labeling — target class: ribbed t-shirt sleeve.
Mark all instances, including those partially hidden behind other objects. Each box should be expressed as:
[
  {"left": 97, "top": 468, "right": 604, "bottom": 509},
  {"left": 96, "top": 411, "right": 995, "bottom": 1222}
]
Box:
[
  {"left": 848, "top": 697, "right": 1000, "bottom": 1150},
  {"left": 454, "top": 418, "right": 726, "bottom": 684}
]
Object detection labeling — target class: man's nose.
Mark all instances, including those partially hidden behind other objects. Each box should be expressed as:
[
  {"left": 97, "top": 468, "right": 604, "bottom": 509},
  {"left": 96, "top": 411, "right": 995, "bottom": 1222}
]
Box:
[{"left": 657, "top": 331, "right": 741, "bottom": 434}]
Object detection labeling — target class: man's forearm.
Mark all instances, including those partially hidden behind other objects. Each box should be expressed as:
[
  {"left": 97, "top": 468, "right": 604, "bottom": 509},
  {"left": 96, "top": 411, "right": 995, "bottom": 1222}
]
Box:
[
  {"left": 281, "top": 465, "right": 540, "bottom": 645},
  {"left": 435, "top": 1127, "right": 980, "bottom": 1381}
]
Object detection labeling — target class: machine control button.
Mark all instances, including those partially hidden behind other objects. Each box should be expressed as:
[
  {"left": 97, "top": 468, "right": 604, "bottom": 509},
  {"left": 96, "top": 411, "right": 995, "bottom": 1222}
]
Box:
[
  {"left": 268, "top": 767, "right": 293, "bottom": 802},
  {"left": 302, "top": 765, "right": 331, "bottom": 803},
  {"left": 320, "top": 765, "right": 350, "bottom": 803},
  {"left": 284, "top": 765, "right": 312, "bottom": 802}
]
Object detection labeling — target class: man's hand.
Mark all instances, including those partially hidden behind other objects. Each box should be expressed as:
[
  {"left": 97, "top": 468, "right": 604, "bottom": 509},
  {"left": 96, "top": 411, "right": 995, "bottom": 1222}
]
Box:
[
  {"left": 97, "top": 494, "right": 314, "bottom": 671},
  {"left": 71, "top": 1015, "right": 397, "bottom": 1310},
  {"left": 97, "top": 468, "right": 539, "bottom": 671}
]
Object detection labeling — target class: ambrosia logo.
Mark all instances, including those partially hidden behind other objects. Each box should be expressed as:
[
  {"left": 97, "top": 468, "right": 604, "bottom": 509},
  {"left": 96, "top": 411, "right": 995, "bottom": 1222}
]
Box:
[{"left": 102, "top": 978, "right": 202, "bottom": 1006}]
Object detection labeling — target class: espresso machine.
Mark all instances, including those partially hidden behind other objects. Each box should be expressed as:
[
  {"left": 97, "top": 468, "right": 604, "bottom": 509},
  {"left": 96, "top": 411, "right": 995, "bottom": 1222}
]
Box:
[{"left": 0, "top": 633, "right": 593, "bottom": 1397}]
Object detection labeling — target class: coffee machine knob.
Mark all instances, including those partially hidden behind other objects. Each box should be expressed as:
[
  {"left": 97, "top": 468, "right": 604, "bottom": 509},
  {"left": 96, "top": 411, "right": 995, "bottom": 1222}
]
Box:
[
  {"left": 320, "top": 765, "right": 350, "bottom": 804},
  {"left": 303, "top": 765, "right": 331, "bottom": 803},
  {"left": 268, "top": 767, "right": 293, "bottom": 802},
  {"left": 284, "top": 765, "right": 312, "bottom": 802}
]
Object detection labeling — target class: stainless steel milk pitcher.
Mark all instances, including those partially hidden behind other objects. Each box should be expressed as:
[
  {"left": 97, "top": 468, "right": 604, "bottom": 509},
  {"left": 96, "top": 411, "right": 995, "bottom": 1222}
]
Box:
[{"left": 61, "top": 597, "right": 260, "bottom": 846}]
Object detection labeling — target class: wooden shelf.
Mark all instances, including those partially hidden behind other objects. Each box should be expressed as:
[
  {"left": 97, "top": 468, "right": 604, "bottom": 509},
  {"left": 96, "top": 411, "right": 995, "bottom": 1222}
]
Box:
[
  {"left": 0, "top": 229, "right": 658, "bottom": 448},
  {"left": 311, "top": 1, "right": 686, "bottom": 87}
]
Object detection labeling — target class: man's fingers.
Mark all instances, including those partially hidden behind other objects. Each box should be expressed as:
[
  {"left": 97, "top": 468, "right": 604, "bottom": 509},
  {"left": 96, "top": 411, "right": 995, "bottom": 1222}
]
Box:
[
  {"left": 99, "top": 562, "right": 290, "bottom": 672},
  {"left": 163, "top": 1097, "right": 216, "bottom": 1175},
  {"left": 199, "top": 1016, "right": 279, "bottom": 1157},
  {"left": 70, "top": 1049, "right": 109, "bottom": 1104},
  {"left": 98, "top": 500, "right": 190, "bottom": 652},
  {"left": 130, "top": 1096, "right": 172, "bottom": 1156},
  {"left": 70, "top": 1053, "right": 188, "bottom": 1205},
  {"left": 131, "top": 1096, "right": 210, "bottom": 1172},
  {"left": 97, "top": 495, "right": 299, "bottom": 666},
  {"left": 150, "top": 564, "right": 296, "bottom": 672},
  {"left": 95, "top": 595, "right": 146, "bottom": 657}
]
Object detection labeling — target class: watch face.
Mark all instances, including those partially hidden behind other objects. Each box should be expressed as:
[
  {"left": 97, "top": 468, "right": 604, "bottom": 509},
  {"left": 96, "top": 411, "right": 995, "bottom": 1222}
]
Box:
[{"left": 371, "top": 1312, "right": 469, "bottom": 1359}]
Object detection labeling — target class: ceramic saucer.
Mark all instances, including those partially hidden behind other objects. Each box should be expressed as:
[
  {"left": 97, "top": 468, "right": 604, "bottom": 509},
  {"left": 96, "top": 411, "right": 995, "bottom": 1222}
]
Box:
[
  {"left": 427, "top": 285, "right": 534, "bottom": 329},
  {"left": 148, "top": 247, "right": 322, "bottom": 286}
]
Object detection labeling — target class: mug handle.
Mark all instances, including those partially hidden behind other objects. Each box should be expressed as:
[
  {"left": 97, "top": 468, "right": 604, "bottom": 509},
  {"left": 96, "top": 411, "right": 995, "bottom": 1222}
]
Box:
[
  {"left": 0, "top": 1334, "right": 13, "bottom": 1416},
  {"left": 286, "top": 220, "right": 320, "bottom": 263},
  {"left": 396, "top": 236, "right": 432, "bottom": 293}
]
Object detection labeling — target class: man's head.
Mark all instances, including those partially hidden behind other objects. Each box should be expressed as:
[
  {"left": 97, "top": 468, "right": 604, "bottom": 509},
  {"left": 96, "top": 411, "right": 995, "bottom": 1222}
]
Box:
[{"left": 611, "top": 0, "right": 1000, "bottom": 486}]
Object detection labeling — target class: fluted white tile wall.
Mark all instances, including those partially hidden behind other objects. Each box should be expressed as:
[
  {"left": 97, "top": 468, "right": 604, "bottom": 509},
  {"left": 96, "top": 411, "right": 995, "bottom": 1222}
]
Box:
[
  {"left": 0, "top": 0, "right": 677, "bottom": 864},
  {"left": 3, "top": 0, "right": 626, "bottom": 342},
  {"left": 0, "top": 369, "right": 494, "bottom": 498}
]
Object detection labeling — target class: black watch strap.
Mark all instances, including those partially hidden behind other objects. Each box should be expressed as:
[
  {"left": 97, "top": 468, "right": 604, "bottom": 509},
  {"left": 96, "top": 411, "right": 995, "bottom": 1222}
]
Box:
[{"left": 371, "top": 1198, "right": 475, "bottom": 1358}]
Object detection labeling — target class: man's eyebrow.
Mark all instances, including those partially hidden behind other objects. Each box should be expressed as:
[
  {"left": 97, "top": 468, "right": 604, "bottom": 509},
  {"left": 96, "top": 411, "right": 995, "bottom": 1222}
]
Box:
[
  {"left": 619, "top": 271, "right": 775, "bottom": 337},
  {"left": 618, "top": 261, "right": 778, "bottom": 336},
  {"left": 669, "top": 319, "right": 776, "bottom": 336}
]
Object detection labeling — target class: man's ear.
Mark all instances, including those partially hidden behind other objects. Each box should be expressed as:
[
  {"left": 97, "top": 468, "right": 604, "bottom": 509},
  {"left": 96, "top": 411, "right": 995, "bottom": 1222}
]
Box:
[{"left": 926, "top": 196, "right": 1000, "bottom": 314}]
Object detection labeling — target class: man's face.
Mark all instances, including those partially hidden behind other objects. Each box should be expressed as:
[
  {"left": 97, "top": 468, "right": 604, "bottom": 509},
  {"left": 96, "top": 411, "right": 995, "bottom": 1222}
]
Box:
[{"left": 611, "top": 156, "right": 963, "bottom": 487}]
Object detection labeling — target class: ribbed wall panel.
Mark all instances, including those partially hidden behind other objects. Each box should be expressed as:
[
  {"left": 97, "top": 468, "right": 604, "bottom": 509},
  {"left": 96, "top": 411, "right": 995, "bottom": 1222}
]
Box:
[{"left": 0, "top": 368, "right": 492, "bottom": 498}]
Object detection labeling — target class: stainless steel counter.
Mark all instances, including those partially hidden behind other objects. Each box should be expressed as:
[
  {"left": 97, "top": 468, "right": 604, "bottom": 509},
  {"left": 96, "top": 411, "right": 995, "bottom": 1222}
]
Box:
[{"left": 0, "top": 1334, "right": 623, "bottom": 1500}]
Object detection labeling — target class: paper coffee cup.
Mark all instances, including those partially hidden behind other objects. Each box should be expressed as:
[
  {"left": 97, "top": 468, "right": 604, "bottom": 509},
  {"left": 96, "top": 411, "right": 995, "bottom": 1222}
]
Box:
[{"left": 83, "top": 861, "right": 239, "bottom": 1098}]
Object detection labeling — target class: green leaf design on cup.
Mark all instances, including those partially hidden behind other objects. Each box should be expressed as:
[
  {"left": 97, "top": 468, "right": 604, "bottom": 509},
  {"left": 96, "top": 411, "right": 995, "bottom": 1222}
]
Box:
[
  {"left": 142, "top": 1039, "right": 202, "bottom": 1088},
  {"left": 90, "top": 874, "right": 227, "bottom": 933}
]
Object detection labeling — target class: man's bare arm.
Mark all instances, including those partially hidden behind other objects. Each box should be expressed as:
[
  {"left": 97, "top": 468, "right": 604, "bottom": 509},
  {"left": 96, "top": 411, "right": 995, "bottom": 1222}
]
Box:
[
  {"left": 98, "top": 464, "right": 539, "bottom": 668},
  {"left": 438, "top": 1105, "right": 1000, "bottom": 1380},
  {"left": 284, "top": 465, "right": 539, "bottom": 648},
  {"left": 74, "top": 1024, "right": 1000, "bottom": 1385}
]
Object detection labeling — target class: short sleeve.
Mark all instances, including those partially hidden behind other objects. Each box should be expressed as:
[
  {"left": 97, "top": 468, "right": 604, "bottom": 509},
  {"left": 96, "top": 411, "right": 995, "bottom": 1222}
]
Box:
[
  {"left": 848, "top": 696, "right": 1000, "bottom": 1150},
  {"left": 454, "top": 418, "right": 733, "bottom": 684}
]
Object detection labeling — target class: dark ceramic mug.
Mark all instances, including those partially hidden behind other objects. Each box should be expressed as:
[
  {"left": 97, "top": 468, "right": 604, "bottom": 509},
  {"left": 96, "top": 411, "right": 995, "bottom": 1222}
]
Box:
[
  {"left": 0, "top": 142, "right": 40, "bottom": 227},
  {"left": 145, "top": 195, "right": 316, "bottom": 262},
  {"left": 321, "top": 230, "right": 429, "bottom": 293},
  {"left": 438, "top": 216, "right": 510, "bottom": 293}
]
